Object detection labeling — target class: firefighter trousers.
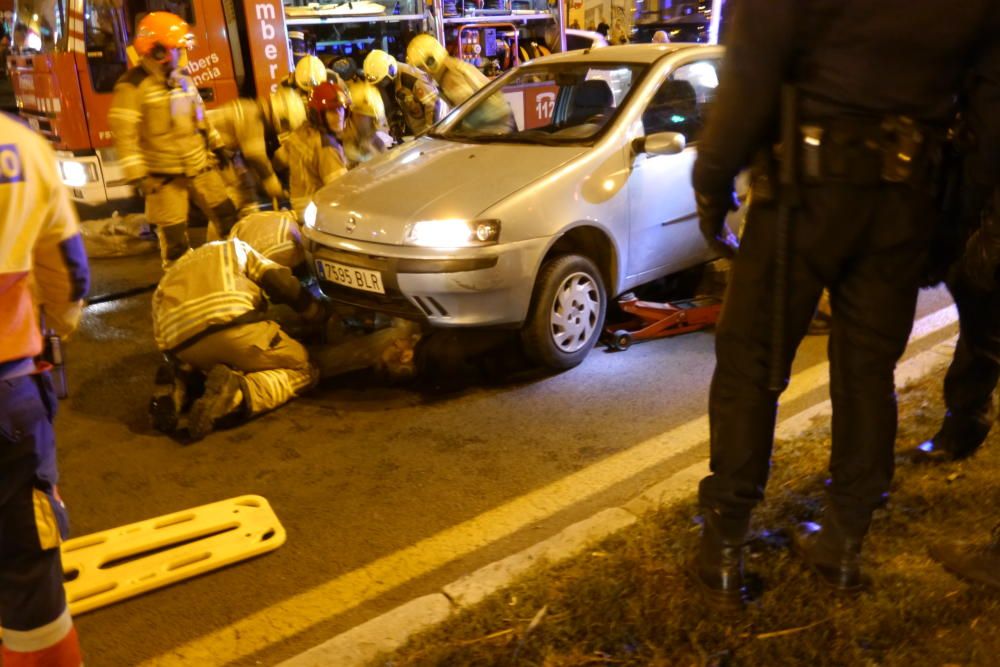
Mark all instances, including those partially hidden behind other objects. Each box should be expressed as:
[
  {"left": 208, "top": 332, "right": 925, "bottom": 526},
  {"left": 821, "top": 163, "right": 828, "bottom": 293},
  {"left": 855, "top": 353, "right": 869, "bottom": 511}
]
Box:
[
  {"left": 176, "top": 321, "right": 318, "bottom": 415},
  {"left": 938, "top": 273, "right": 1000, "bottom": 450},
  {"left": 698, "top": 181, "right": 936, "bottom": 542},
  {"left": 0, "top": 372, "right": 82, "bottom": 666},
  {"left": 145, "top": 169, "right": 239, "bottom": 264}
]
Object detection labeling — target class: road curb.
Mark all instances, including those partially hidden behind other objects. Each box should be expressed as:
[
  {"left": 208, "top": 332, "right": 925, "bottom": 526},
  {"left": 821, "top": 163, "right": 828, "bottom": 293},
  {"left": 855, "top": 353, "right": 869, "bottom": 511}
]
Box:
[{"left": 278, "top": 336, "right": 957, "bottom": 667}]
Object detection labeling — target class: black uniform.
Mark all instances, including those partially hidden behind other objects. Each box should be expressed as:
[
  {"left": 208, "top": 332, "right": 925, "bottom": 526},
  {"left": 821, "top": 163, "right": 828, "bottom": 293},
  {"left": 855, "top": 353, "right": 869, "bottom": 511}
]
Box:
[{"left": 693, "top": 0, "right": 1000, "bottom": 544}]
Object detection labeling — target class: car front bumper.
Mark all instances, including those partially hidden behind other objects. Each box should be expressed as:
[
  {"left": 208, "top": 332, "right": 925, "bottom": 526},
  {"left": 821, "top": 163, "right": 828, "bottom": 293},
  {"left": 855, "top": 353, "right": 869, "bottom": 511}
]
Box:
[{"left": 303, "top": 226, "right": 549, "bottom": 327}]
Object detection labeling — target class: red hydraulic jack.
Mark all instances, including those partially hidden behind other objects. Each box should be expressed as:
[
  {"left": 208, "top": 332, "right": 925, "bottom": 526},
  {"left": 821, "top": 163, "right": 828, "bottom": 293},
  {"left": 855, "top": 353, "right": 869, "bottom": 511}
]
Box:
[{"left": 602, "top": 293, "right": 722, "bottom": 351}]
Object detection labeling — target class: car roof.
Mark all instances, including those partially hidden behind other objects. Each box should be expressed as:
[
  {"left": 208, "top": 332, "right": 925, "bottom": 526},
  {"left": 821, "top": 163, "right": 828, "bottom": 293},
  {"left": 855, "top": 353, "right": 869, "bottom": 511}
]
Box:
[{"left": 534, "top": 43, "right": 710, "bottom": 65}]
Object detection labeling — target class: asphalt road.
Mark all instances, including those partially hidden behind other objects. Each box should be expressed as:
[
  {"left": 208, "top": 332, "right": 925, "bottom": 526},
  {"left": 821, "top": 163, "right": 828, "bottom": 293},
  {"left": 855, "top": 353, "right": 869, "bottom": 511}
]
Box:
[{"left": 59, "top": 248, "right": 956, "bottom": 666}]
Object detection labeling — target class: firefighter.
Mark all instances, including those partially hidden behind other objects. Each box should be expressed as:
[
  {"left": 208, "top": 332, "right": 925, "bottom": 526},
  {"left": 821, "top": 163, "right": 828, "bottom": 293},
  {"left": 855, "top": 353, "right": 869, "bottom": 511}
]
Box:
[
  {"left": 290, "top": 54, "right": 329, "bottom": 98},
  {"left": 363, "top": 49, "right": 444, "bottom": 137},
  {"left": 208, "top": 87, "right": 309, "bottom": 214},
  {"left": 151, "top": 231, "right": 327, "bottom": 440},
  {"left": 108, "top": 12, "right": 239, "bottom": 266},
  {"left": 689, "top": 0, "right": 1000, "bottom": 607},
  {"left": 0, "top": 113, "right": 88, "bottom": 666},
  {"left": 406, "top": 34, "right": 514, "bottom": 132},
  {"left": 343, "top": 80, "right": 393, "bottom": 166},
  {"left": 272, "top": 81, "right": 350, "bottom": 216}
]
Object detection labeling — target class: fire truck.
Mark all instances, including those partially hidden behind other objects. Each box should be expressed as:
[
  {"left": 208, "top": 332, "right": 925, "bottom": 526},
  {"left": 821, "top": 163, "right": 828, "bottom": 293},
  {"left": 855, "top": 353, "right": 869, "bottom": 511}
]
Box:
[{"left": 5, "top": 0, "right": 564, "bottom": 209}]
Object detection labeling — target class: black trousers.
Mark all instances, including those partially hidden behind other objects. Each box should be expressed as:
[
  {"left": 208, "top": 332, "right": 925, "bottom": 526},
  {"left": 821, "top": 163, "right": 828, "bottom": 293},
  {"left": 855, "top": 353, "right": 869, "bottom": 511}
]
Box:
[
  {"left": 939, "top": 274, "right": 1000, "bottom": 446},
  {"left": 699, "top": 181, "right": 936, "bottom": 541}
]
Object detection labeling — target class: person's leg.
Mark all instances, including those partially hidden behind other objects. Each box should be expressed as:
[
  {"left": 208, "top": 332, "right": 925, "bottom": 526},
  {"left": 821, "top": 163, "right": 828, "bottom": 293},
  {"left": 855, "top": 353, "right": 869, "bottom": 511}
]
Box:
[
  {"left": 189, "top": 168, "right": 240, "bottom": 238},
  {"left": 0, "top": 375, "right": 82, "bottom": 666},
  {"left": 145, "top": 176, "right": 191, "bottom": 266}
]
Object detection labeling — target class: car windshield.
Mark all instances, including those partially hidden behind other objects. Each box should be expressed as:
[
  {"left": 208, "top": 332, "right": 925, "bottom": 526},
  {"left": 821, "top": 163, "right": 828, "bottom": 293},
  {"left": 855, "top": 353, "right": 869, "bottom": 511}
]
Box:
[{"left": 431, "top": 61, "right": 648, "bottom": 146}]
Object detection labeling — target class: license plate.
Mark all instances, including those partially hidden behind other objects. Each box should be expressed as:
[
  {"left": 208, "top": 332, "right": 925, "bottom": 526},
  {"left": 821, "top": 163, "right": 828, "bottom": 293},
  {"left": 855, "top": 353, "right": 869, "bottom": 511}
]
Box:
[{"left": 314, "top": 258, "right": 385, "bottom": 294}]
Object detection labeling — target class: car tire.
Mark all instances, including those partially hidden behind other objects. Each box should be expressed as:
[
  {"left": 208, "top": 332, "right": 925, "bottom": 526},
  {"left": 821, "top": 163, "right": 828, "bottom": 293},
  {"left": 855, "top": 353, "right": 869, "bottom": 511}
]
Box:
[{"left": 522, "top": 254, "right": 607, "bottom": 370}]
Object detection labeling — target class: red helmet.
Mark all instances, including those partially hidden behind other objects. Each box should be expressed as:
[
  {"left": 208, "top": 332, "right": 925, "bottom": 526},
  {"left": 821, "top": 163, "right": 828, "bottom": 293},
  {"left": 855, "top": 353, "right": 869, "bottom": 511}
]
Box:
[{"left": 308, "top": 82, "right": 350, "bottom": 114}]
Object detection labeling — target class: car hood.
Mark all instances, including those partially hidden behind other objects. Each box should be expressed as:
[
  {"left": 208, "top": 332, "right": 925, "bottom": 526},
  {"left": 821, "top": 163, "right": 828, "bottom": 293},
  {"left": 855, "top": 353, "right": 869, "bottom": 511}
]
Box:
[{"left": 311, "top": 137, "right": 584, "bottom": 245}]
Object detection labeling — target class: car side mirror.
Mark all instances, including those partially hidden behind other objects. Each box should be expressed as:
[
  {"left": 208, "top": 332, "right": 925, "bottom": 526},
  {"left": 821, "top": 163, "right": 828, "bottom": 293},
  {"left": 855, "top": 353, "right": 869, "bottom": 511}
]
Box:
[{"left": 632, "top": 131, "right": 686, "bottom": 156}]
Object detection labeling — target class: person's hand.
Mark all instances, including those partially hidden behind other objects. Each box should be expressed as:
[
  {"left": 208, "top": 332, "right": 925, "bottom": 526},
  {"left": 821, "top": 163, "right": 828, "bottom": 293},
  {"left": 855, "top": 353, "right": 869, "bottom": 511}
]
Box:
[{"left": 696, "top": 190, "right": 740, "bottom": 258}]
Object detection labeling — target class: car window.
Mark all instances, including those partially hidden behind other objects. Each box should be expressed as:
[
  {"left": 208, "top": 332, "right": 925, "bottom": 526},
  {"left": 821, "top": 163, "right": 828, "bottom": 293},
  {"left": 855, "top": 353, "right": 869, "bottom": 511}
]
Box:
[
  {"left": 434, "top": 62, "right": 646, "bottom": 145},
  {"left": 639, "top": 59, "right": 720, "bottom": 143}
]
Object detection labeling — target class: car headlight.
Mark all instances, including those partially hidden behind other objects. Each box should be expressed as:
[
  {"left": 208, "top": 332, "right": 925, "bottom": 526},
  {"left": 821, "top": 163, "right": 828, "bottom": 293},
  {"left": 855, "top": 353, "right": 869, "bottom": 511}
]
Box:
[
  {"left": 58, "top": 160, "right": 97, "bottom": 188},
  {"left": 303, "top": 201, "right": 318, "bottom": 229},
  {"left": 404, "top": 219, "right": 501, "bottom": 248}
]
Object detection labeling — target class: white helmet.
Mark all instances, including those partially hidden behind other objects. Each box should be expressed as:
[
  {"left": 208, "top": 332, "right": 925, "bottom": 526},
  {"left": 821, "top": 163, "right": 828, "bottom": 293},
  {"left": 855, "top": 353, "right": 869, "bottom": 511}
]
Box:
[
  {"left": 363, "top": 50, "right": 398, "bottom": 84},
  {"left": 406, "top": 34, "right": 448, "bottom": 77},
  {"left": 294, "top": 55, "right": 327, "bottom": 92},
  {"left": 266, "top": 86, "right": 308, "bottom": 136}
]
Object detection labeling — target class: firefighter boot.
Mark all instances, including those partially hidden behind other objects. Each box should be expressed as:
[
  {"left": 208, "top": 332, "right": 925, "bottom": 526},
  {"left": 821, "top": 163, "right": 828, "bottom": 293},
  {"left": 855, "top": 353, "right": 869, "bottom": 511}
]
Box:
[
  {"left": 188, "top": 365, "right": 246, "bottom": 440},
  {"left": 689, "top": 508, "right": 749, "bottom": 612},
  {"left": 149, "top": 357, "right": 189, "bottom": 434},
  {"left": 929, "top": 523, "right": 1000, "bottom": 591},
  {"left": 905, "top": 412, "right": 991, "bottom": 464},
  {"left": 791, "top": 521, "right": 869, "bottom": 593}
]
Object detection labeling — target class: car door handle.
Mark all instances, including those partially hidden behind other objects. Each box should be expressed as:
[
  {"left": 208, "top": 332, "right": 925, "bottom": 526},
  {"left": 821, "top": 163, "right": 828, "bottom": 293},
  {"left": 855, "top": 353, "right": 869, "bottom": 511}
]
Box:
[{"left": 661, "top": 212, "right": 698, "bottom": 226}]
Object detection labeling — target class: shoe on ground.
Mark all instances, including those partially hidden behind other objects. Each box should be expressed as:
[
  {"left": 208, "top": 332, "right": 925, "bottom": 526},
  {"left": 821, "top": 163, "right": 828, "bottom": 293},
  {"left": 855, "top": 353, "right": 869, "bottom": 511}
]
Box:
[
  {"left": 188, "top": 365, "right": 244, "bottom": 440},
  {"left": 688, "top": 513, "right": 748, "bottom": 612},
  {"left": 929, "top": 528, "right": 1000, "bottom": 591},
  {"left": 791, "top": 521, "right": 869, "bottom": 593},
  {"left": 903, "top": 418, "right": 987, "bottom": 464}
]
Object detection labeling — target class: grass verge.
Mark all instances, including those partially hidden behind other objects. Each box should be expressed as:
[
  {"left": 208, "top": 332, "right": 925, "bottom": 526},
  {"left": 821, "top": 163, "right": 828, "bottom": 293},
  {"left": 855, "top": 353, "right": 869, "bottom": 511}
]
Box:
[{"left": 383, "top": 364, "right": 1000, "bottom": 666}]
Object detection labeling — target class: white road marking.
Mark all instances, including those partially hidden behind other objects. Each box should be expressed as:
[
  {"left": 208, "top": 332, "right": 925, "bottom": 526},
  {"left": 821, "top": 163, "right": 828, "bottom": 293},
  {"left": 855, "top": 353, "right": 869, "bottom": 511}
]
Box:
[{"left": 144, "top": 306, "right": 959, "bottom": 666}]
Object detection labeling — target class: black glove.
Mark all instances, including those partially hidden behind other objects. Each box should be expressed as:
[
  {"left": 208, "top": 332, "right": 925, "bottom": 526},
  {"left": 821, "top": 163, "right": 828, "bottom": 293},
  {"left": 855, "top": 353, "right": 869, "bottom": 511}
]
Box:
[
  {"left": 960, "top": 218, "right": 1000, "bottom": 291},
  {"left": 696, "top": 190, "right": 740, "bottom": 259}
]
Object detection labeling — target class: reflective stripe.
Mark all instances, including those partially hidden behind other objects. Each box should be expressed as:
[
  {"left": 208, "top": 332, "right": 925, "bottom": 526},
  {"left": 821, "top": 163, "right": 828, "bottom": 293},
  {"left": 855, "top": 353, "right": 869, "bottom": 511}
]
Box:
[{"left": 1, "top": 608, "right": 73, "bottom": 653}]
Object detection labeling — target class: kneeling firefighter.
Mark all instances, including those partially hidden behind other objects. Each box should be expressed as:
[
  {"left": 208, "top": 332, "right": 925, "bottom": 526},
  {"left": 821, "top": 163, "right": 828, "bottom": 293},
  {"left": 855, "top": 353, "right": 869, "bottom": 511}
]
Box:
[
  {"left": 108, "top": 12, "right": 238, "bottom": 266},
  {"left": 150, "top": 229, "right": 326, "bottom": 439}
]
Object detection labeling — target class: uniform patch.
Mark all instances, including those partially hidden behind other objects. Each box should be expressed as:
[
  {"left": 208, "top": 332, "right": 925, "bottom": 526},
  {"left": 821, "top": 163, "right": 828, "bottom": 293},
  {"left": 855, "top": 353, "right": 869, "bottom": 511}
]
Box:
[{"left": 0, "top": 144, "right": 25, "bottom": 184}]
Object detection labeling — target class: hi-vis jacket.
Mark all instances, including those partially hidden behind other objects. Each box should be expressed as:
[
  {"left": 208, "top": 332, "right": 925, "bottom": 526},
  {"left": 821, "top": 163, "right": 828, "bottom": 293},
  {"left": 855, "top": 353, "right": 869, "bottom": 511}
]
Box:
[
  {"left": 229, "top": 211, "right": 305, "bottom": 269},
  {"left": 0, "top": 113, "right": 90, "bottom": 370},
  {"left": 438, "top": 58, "right": 513, "bottom": 132},
  {"left": 394, "top": 62, "right": 441, "bottom": 134},
  {"left": 109, "top": 57, "right": 222, "bottom": 183},
  {"left": 152, "top": 238, "right": 303, "bottom": 351},
  {"left": 273, "top": 124, "right": 348, "bottom": 215},
  {"left": 208, "top": 98, "right": 283, "bottom": 198}
]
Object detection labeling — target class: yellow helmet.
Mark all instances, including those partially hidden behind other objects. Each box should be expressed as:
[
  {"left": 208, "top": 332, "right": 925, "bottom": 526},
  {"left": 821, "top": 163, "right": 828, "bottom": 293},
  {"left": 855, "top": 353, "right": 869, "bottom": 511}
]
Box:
[
  {"left": 363, "top": 49, "right": 398, "bottom": 84},
  {"left": 406, "top": 34, "right": 448, "bottom": 77},
  {"left": 294, "top": 55, "right": 327, "bottom": 92},
  {"left": 347, "top": 80, "right": 386, "bottom": 127},
  {"left": 266, "top": 86, "right": 308, "bottom": 136}
]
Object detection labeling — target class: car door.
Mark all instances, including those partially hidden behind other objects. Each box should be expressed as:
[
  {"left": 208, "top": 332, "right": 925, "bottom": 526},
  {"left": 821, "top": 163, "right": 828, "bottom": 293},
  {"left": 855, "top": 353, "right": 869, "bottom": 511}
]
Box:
[{"left": 625, "top": 58, "right": 722, "bottom": 283}]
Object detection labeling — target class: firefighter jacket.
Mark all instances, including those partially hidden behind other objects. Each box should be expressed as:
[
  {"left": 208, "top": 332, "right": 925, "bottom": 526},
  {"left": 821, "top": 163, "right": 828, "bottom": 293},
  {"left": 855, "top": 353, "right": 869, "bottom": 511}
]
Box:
[
  {"left": 395, "top": 62, "right": 440, "bottom": 134},
  {"left": 692, "top": 0, "right": 1000, "bottom": 200},
  {"left": 152, "top": 238, "right": 307, "bottom": 352},
  {"left": 208, "top": 98, "right": 283, "bottom": 198},
  {"left": 108, "top": 57, "right": 223, "bottom": 183},
  {"left": 0, "top": 113, "right": 90, "bottom": 371},
  {"left": 230, "top": 211, "right": 305, "bottom": 269},
  {"left": 273, "top": 124, "right": 348, "bottom": 215},
  {"left": 439, "top": 58, "right": 514, "bottom": 132}
]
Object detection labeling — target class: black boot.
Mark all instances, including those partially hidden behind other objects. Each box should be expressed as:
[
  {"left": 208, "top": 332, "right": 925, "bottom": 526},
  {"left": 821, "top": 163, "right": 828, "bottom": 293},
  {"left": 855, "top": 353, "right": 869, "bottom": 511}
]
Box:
[
  {"left": 689, "top": 508, "right": 749, "bottom": 611},
  {"left": 791, "top": 521, "right": 869, "bottom": 593},
  {"left": 905, "top": 413, "right": 990, "bottom": 464},
  {"left": 929, "top": 524, "right": 1000, "bottom": 591}
]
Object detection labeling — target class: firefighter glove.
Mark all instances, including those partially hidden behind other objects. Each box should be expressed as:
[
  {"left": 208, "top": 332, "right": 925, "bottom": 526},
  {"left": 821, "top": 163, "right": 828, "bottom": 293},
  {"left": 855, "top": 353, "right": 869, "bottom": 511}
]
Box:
[{"left": 696, "top": 189, "right": 740, "bottom": 259}]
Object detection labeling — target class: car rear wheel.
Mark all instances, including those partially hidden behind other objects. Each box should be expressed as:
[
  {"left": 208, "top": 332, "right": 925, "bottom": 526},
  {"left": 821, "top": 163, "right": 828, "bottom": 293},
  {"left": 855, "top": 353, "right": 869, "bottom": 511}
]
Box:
[{"left": 522, "top": 254, "right": 607, "bottom": 370}]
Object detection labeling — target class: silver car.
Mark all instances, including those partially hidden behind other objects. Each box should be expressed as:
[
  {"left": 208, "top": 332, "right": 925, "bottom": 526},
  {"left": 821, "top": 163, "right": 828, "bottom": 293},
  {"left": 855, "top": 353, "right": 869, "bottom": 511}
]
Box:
[{"left": 302, "top": 44, "right": 727, "bottom": 370}]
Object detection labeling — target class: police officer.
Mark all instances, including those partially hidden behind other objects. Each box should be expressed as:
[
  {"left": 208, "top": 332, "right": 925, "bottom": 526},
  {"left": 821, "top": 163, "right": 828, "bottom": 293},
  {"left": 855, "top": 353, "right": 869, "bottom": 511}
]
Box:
[
  {"left": 908, "top": 185, "right": 1000, "bottom": 463},
  {"left": 0, "top": 113, "right": 88, "bottom": 665},
  {"left": 363, "top": 49, "right": 444, "bottom": 137},
  {"left": 109, "top": 12, "right": 239, "bottom": 266},
  {"left": 690, "top": 0, "right": 1000, "bottom": 608}
]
